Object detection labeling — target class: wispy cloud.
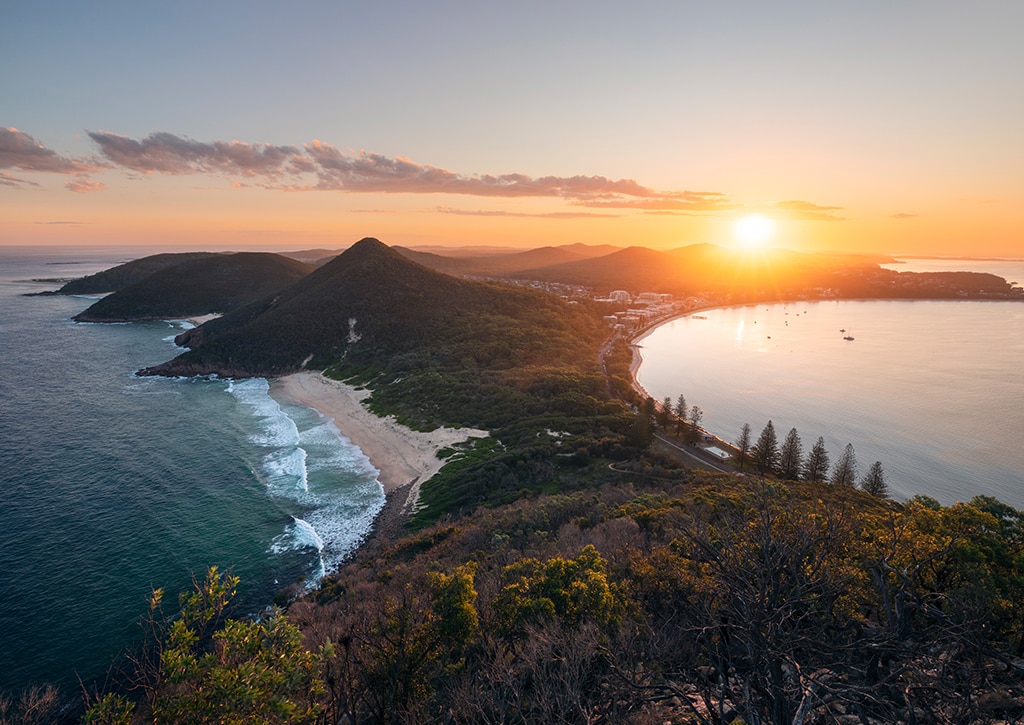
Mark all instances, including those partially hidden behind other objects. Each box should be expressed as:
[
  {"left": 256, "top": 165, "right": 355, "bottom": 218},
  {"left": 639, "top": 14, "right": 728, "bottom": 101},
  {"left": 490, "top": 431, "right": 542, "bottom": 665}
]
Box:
[
  {"left": 87, "top": 131, "right": 728, "bottom": 207},
  {"left": 1, "top": 127, "right": 102, "bottom": 175},
  {"left": 34, "top": 220, "right": 90, "bottom": 225},
  {"left": 88, "top": 131, "right": 311, "bottom": 178},
  {"left": 65, "top": 178, "right": 106, "bottom": 193},
  {"left": 891, "top": 212, "right": 918, "bottom": 219},
  {"left": 575, "top": 191, "right": 736, "bottom": 212},
  {"left": 436, "top": 206, "right": 619, "bottom": 219},
  {"left": 772, "top": 200, "right": 846, "bottom": 221},
  {"left": 1, "top": 171, "right": 40, "bottom": 188},
  {"left": 5, "top": 128, "right": 847, "bottom": 221}
]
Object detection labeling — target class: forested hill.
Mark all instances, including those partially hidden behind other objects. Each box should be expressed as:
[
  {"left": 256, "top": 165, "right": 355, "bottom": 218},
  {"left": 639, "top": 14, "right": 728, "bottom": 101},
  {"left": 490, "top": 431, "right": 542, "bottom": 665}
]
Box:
[
  {"left": 56, "top": 252, "right": 217, "bottom": 294},
  {"left": 142, "top": 238, "right": 608, "bottom": 381},
  {"left": 73, "top": 252, "right": 313, "bottom": 322}
]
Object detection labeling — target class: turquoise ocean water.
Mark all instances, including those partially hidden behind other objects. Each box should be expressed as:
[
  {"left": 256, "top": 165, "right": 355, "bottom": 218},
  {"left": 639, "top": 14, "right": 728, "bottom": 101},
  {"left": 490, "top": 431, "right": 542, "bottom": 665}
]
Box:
[
  {"left": 636, "top": 258, "right": 1024, "bottom": 509},
  {"left": 0, "top": 247, "right": 383, "bottom": 693}
]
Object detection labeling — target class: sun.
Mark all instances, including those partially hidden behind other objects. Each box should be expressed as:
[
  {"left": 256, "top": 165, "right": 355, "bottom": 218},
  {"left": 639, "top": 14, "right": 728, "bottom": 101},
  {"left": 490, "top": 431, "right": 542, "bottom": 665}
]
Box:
[{"left": 733, "top": 214, "right": 775, "bottom": 249}]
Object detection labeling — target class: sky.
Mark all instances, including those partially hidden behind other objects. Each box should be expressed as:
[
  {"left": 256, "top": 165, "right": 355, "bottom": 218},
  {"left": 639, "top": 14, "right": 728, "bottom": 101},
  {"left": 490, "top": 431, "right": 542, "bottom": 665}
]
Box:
[{"left": 3, "top": 1, "right": 1023, "bottom": 257}]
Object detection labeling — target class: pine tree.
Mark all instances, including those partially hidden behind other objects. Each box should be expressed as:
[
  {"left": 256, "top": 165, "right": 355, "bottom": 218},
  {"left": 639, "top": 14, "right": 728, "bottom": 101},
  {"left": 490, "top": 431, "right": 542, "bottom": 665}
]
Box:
[
  {"left": 674, "top": 394, "right": 688, "bottom": 436},
  {"left": 860, "top": 461, "right": 889, "bottom": 498},
  {"left": 803, "top": 436, "right": 830, "bottom": 482},
  {"left": 735, "top": 423, "right": 752, "bottom": 470},
  {"left": 777, "top": 428, "right": 803, "bottom": 480},
  {"left": 657, "top": 396, "right": 674, "bottom": 430},
  {"left": 751, "top": 420, "right": 779, "bottom": 476},
  {"left": 831, "top": 443, "right": 858, "bottom": 486},
  {"left": 688, "top": 405, "right": 703, "bottom": 444}
]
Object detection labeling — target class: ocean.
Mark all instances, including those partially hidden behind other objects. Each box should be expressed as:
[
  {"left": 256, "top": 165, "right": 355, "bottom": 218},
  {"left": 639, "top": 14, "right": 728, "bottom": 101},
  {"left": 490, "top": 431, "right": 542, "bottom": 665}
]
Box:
[
  {"left": 636, "top": 258, "right": 1024, "bottom": 509},
  {"left": 0, "top": 247, "right": 384, "bottom": 694}
]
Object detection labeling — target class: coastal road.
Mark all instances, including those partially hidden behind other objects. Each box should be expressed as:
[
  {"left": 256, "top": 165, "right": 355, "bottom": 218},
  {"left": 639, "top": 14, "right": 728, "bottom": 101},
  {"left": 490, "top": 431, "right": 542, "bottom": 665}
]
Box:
[{"left": 653, "top": 432, "right": 734, "bottom": 474}]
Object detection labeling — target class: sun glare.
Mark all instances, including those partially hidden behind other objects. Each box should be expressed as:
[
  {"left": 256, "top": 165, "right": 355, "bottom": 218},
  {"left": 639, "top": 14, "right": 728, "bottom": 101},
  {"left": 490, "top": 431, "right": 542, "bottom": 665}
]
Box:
[{"left": 733, "top": 215, "right": 775, "bottom": 249}]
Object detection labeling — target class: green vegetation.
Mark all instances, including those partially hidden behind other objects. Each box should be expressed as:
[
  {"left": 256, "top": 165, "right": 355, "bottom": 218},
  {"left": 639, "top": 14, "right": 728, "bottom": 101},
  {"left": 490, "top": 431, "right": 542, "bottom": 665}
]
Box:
[
  {"left": 57, "top": 253, "right": 217, "bottom": 295},
  {"left": 73, "top": 253, "right": 312, "bottom": 322},
  {"left": 82, "top": 568, "right": 330, "bottom": 725},
  {"left": 82, "top": 481, "right": 1024, "bottom": 724}
]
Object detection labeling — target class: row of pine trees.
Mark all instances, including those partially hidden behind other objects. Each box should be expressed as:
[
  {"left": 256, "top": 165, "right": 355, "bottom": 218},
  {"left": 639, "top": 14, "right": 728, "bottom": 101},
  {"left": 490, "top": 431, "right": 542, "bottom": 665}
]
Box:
[{"left": 656, "top": 393, "right": 889, "bottom": 498}]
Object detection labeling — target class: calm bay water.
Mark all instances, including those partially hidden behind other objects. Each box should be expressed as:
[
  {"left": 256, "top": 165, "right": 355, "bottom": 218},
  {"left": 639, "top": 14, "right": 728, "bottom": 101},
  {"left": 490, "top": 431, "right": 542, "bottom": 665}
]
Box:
[
  {"left": 0, "top": 247, "right": 383, "bottom": 693},
  {"left": 637, "top": 259, "right": 1024, "bottom": 509}
]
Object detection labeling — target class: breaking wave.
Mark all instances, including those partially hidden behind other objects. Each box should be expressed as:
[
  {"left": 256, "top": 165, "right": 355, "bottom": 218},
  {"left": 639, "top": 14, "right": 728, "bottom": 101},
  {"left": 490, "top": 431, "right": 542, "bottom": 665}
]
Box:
[{"left": 228, "top": 378, "right": 385, "bottom": 584}]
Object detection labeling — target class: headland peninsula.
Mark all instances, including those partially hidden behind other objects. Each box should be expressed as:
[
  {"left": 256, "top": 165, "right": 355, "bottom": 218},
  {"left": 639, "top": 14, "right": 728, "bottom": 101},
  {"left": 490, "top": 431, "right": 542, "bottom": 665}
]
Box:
[{"left": 18, "top": 238, "right": 1024, "bottom": 725}]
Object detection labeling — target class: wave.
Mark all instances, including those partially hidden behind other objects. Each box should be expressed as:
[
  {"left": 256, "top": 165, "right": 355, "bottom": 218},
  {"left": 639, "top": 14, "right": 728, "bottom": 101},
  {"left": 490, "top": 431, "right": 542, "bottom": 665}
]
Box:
[
  {"left": 227, "top": 378, "right": 385, "bottom": 585},
  {"left": 162, "top": 319, "right": 195, "bottom": 347},
  {"left": 229, "top": 379, "right": 301, "bottom": 448},
  {"left": 263, "top": 447, "right": 309, "bottom": 492}
]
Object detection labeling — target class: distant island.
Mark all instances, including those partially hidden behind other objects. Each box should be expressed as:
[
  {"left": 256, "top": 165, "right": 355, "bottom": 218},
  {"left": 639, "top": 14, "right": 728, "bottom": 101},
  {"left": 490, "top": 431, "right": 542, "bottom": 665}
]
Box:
[{"left": 20, "top": 239, "right": 1024, "bottom": 725}]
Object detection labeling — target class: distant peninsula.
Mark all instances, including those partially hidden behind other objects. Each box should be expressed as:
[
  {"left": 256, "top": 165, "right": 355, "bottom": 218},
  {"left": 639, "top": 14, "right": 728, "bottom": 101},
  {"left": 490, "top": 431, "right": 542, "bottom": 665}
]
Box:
[{"left": 71, "top": 252, "right": 312, "bottom": 323}]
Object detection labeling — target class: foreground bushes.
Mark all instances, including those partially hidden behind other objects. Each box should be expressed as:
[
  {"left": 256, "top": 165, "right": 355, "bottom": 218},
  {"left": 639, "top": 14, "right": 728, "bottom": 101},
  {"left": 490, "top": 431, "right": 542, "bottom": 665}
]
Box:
[{"left": 82, "top": 479, "right": 1024, "bottom": 724}]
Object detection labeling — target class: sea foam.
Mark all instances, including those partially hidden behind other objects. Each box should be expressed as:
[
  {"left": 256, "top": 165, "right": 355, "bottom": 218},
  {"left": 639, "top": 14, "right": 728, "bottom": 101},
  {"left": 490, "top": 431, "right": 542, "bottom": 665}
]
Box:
[{"left": 227, "top": 378, "right": 384, "bottom": 585}]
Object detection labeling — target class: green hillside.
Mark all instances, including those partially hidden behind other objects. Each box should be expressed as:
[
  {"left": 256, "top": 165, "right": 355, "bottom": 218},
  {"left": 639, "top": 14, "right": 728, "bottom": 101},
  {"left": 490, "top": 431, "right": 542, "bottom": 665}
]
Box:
[
  {"left": 57, "top": 252, "right": 217, "bottom": 295},
  {"left": 146, "top": 238, "right": 607, "bottom": 382},
  {"left": 73, "top": 252, "right": 313, "bottom": 322}
]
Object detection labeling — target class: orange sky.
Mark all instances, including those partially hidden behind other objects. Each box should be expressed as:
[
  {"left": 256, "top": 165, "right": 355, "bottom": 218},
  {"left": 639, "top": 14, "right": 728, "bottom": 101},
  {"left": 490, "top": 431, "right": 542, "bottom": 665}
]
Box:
[{"left": 3, "top": 3, "right": 1022, "bottom": 257}]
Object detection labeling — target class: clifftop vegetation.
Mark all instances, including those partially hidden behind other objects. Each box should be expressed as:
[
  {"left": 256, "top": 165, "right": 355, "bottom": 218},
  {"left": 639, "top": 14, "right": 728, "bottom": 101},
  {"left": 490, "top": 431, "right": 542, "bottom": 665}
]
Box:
[{"left": 80, "top": 479, "right": 1024, "bottom": 724}]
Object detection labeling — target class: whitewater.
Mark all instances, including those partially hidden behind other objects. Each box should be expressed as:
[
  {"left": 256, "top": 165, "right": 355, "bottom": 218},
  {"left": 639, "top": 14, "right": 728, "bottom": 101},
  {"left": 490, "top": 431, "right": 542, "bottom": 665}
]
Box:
[{"left": 0, "top": 247, "right": 384, "bottom": 693}]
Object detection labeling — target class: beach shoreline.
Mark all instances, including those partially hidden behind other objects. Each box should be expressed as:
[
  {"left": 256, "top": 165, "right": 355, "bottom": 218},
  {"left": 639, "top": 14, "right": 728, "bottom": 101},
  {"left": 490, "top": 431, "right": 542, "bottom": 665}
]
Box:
[{"left": 270, "top": 371, "right": 488, "bottom": 516}]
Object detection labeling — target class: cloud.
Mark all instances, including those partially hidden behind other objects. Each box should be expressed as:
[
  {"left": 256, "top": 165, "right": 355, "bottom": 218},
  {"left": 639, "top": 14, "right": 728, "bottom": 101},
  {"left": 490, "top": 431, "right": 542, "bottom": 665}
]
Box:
[
  {"left": 891, "top": 212, "right": 918, "bottom": 219},
  {"left": 435, "top": 206, "right": 619, "bottom": 219},
  {"left": 65, "top": 178, "right": 106, "bottom": 193},
  {"left": 304, "top": 140, "right": 659, "bottom": 200},
  {"left": 34, "top": 220, "right": 89, "bottom": 225},
  {"left": 1, "top": 127, "right": 101, "bottom": 175},
  {"left": 88, "top": 131, "right": 311, "bottom": 177},
  {"left": 1, "top": 171, "right": 40, "bottom": 188},
  {"left": 575, "top": 191, "right": 735, "bottom": 212},
  {"left": 771, "top": 199, "right": 846, "bottom": 221},
  {"left": 85, "top": 131, "right": 731, "bottom": 207},
  {"left": 6, "top": 128, "right": 850, "bottom": 220}
]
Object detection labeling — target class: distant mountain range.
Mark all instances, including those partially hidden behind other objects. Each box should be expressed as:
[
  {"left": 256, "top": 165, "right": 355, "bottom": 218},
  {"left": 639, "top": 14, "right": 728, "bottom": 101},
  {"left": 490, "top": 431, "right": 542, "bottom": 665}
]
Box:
[{"left": 389, "top": 242, "right": 893, "bottom": 297}]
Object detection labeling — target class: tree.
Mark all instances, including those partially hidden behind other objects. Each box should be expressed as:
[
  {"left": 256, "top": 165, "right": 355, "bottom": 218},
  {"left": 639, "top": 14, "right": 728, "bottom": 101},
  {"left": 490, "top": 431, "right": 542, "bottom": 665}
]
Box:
[
  {"left": 777, "top": 427, "right": 803, "bottom": 480},
  {"left": 687, "top": 405, "right": 703, "bottom": 444},
  {"left": 750, "top": 420, "right": 779, "bottom": 476},
  {"left": 860, "top": 461, "right": 888, "bottom": 497},
  {"left": 803, "top": 436, "right": 830, "bottom": 482},
  {"left": 734, "top": 423, "right": 752, "bottom": 470},
  {"left": 656, "top": 396, "right": 674, "bottom": 430},
  {"left": 830, "top": 443, "right": 858, "bottom": 486},
  {"left": 627, "top": 410, "right": 653, "bottom": 448},
  {"left": 494, "top": 545, "right": 622, "bottom": 636},
  {"left": 1, "top": 685, "right": 61, "bottom": 725},
  {"left": 673, "top": 394, "right": 688, "bottom": 436}
]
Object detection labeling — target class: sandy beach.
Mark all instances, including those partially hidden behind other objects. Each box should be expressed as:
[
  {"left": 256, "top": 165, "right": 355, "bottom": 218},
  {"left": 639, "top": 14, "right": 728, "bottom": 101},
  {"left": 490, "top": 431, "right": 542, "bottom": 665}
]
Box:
[{"left": 271, "top": 371, "right": 488, "bottom": 515}]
